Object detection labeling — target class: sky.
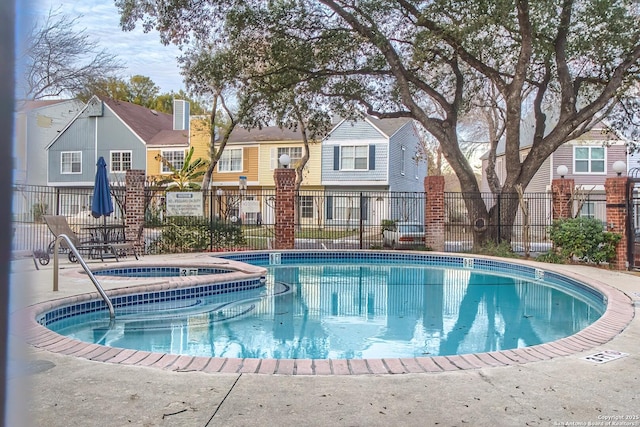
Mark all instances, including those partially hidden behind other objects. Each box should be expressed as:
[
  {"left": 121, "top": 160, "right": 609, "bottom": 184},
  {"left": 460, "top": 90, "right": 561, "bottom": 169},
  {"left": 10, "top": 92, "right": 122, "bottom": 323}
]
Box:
[{"left": 16, "top": 0, "right": 185, "bottom": 95}]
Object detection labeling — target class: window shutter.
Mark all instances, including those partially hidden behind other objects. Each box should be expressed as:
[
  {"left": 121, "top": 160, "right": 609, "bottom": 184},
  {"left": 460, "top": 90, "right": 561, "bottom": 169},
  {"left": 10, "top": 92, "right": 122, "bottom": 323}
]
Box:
[
  {"left": 326, "top": 195, "right": 333, "bottom": 219},
  {"left": 271, "top": 148, "right": 277, "bottom": 169},
  {"left": 369, "top": 145, "right": 375, "bottom": 170},
  {"left": 333, "top": 146, "right": 340, "bottom": 170}
]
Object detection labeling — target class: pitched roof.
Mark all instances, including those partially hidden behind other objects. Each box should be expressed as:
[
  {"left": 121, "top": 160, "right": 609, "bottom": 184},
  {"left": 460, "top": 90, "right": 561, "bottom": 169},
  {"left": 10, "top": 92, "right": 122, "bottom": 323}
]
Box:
[
  {"left": 16, "top": 99, "right": 77, "bottom": 112},
  {"left": 366, "top": 116, "right": 414, "bottom": 137},
  {"left": 101, "top": 97, "right": 188, "bottom": 147},
  {"left": 227, "top": 125, "right": 306, "bottom": 143}
]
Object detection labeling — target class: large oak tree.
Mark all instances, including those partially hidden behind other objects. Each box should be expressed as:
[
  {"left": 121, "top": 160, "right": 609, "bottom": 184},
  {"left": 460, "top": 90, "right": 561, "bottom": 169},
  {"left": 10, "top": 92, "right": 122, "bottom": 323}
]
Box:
[{"left": 117, "top": 0, "right": 640, "bottom": 248}]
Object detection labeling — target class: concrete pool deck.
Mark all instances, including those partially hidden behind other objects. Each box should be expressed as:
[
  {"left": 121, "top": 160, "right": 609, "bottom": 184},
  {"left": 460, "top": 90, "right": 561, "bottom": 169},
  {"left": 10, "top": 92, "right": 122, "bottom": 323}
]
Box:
[{"left": 7, "top": 253, "right": 640, "bottom": 426}]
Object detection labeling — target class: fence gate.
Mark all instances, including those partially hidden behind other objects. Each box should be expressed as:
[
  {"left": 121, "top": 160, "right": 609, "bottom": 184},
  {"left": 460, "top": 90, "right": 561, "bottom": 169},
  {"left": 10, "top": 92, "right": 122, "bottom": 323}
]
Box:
[{"left": 628, "top": 168, "right": 640, "bottom": 270}]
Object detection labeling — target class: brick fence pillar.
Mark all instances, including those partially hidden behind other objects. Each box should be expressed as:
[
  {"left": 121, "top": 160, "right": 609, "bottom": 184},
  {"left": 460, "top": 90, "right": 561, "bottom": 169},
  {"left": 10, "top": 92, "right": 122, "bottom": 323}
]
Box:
[
  {"left": 605, "top": 176, "right": 631, "bottom": 270},
  {"left": 274, "top": 168, "right": 296, "bottom": 249},
  {"left": 424, "top": 176, "right": 445, "bottom": 251},
  {"left": 551, "top": 178, "right": 575, "bottom": 220},
  {"left": 125, "top": 169, "right": 145, "bottom": 250}
]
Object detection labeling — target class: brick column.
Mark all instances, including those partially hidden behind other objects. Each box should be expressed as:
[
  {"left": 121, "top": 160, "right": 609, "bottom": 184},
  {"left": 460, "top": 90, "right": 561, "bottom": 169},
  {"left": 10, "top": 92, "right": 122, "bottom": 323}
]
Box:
[
  {"left": 551, "top": 178, "right": 575, "bottom": 220},
  {"left": 424, "top": 176, "right": 445, "bottom": 251},
  {"left": 274, "top": 168, "right": 296, "bottom": 249},
  {"left": 605, "top": 176, "right": 631, "bottom": 270},
  {"left": 125, "top": 169, "right": 145, "bottom": 250}
]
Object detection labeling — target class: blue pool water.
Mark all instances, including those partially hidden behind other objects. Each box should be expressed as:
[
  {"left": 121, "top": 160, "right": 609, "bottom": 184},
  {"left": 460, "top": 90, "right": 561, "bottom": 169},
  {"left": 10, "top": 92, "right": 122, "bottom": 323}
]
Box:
[{"left": 43, "top": 252, "right": 605, "bottom": 360}]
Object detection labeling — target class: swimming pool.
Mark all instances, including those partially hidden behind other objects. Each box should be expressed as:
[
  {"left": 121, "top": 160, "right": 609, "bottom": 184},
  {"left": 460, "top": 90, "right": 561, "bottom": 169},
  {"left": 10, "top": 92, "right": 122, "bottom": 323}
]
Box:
[{"left": 29, "top": 251, "right": 627, "bottom": 371}]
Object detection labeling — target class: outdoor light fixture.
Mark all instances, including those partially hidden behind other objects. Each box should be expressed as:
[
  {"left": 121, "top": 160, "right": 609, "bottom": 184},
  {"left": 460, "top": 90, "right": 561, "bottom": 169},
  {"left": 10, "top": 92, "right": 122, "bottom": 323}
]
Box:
[
  {"left": 612, "top": 160, "right": 626, "bottom": 177},
  {"left": 279, "top": 153, "right": 291, "bottom": 168},
  {"left": 216, "top": 188, "right": 224, "bottom": 197},
  {"left": 557, "top": 165, "right": 568, "bottom": 178}
]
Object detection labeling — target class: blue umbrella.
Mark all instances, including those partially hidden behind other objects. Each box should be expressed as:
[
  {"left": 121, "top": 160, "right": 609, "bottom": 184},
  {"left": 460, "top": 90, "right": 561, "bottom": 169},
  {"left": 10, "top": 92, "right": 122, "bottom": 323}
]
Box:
[{"left": 91, "top": 156, "right": 114, "bottom": 219}]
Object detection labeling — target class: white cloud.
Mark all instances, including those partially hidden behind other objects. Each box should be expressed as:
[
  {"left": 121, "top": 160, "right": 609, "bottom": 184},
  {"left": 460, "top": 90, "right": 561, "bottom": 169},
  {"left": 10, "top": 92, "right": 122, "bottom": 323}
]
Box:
[{"left": 25, "top": 0, "right": 185, "bottom": 93}]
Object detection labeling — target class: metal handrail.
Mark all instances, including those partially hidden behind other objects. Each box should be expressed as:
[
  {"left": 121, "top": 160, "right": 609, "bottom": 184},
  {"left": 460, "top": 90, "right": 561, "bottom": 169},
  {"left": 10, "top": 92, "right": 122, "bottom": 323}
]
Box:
[{"left": 52, "top": 234, "right": 115, "bottom": 319}]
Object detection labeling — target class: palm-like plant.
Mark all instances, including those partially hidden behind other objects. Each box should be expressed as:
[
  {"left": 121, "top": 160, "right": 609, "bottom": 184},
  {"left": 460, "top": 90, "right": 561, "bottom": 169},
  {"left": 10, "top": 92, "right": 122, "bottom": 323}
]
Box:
[{"left": 155, "top": 147, "right": 209, "bottom": 190}]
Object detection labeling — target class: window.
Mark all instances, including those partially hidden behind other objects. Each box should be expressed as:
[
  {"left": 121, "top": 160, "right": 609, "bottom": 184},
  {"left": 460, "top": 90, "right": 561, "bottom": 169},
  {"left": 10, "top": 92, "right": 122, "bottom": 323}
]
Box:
[
  {"left": 300, "top": 195, "right": 313, "bottom": 218},
  {"left": 61, "top": 151, "right": 81, "bottom": 174},
  {"left": 161, "top": 150, "right": 185, "bottom": 173},
  {"left": 400, "top": 146, "right": 406, "bottom": 175},
  {"left": 341, "top": 145, "right": 368, "bottom": 170},
  {"left": 334, "top": 196, "right": 361, "bottom": 221},
  {"left": 276, "top": 147, "right": 303, "bottom": 169},
  {"left": 111, "top": 151, "right": 132, "bottom": 172},
  {"left": 579, "top": 201, "right": 596, "bottom": 219},
  {"left": 218, "top": 148, "right": 243, "bottom": 172},
  {"left": 574, "top": 146, "right": 605, "bottom": 174}
]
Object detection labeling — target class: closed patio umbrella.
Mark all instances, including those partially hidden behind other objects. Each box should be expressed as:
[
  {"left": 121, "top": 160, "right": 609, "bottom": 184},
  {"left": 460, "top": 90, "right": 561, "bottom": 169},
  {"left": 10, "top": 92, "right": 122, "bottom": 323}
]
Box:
[
  {"left": 91, "top": 156, "right": 114, "bottom": 219},
  {"left": 90, "top": 156, "right": 115, "bottom": 248}
]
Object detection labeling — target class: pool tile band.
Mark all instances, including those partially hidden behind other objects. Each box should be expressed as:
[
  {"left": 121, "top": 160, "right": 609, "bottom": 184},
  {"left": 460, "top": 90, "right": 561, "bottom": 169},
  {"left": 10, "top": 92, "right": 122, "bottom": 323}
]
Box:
[{"left": 18, "top": 251, "right": 635, "bottom": 375}]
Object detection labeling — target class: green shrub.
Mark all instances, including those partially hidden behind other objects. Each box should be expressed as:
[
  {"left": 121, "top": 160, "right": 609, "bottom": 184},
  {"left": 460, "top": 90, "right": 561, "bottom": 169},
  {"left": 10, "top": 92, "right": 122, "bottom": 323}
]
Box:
[
  {"left": 32, "top": 201, "right": 48, "bottom": 222},
  {"left": 211, "top": 220, "right": 245, "bottom": 250},
  {"left": 535, "top": 250, "right": 566, "bottom": 264},
  {"left": 548, "top": 217, "right": 621, "bottom": 264},
  {"left": 151, "top": 217, "right": 245, "bottom": 253},
  {"left": 381, "top": 219, "right": 396, "bottom": 234},
  {"left": 475, "top": 241, "right": 518, "bottom": 258}
]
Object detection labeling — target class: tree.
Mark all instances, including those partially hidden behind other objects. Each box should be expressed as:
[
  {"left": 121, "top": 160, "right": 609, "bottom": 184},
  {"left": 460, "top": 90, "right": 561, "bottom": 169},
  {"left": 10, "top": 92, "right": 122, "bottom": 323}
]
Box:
[
  {"left": 76, "top": 75, "right": 209, "bottom": 115},
  {"left": 22, "top": 8, "right": 123, "bottom": 99},
  {"left": 76, "top": 76, "right": 131, "bottom": 102},
  {"left": 128, "top": 75, "right": 160, "bottom": 108},
  {"left": 118, "top": 0, "right": 640, "bottom": 249},
  {"left": 154, "top": 146, "right": 209, "bottom": 190}
]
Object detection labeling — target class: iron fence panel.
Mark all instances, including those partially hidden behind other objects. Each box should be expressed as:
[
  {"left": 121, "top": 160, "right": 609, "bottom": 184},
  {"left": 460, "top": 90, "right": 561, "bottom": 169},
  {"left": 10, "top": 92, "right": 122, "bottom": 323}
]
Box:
[{"left": 12, "top": 185, "right": 612, "bottom": 257}]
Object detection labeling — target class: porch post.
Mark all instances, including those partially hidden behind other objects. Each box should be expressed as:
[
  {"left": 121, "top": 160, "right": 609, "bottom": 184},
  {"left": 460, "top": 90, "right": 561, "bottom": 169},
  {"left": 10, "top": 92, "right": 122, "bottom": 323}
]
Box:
[
  {"left": 274, "top": 168, "right": 296, "bottom": 249},
  {"left": 605, "top": 176, "right": 631, "bottom": 270},
  {"left": 424, "top": 176, "right": 445, "bottom": 251}
]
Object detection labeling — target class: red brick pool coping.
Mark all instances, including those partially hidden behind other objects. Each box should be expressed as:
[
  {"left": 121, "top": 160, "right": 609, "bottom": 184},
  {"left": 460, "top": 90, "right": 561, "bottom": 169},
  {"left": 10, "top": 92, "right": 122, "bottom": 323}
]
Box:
[{"left": 15, "top": 258, "right": 635, "bottom": 375}]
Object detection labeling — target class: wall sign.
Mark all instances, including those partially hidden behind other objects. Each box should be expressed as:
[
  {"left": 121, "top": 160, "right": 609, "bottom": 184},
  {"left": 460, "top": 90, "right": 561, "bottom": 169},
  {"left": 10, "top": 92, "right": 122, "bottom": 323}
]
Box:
[{"left": 166, "top": 192, "right": 203, "bottom": 217}]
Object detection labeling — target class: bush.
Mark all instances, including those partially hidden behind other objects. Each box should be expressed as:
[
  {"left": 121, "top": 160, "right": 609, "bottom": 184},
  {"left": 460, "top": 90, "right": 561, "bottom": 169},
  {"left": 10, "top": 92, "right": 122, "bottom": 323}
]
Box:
[
  {"left": 548, "top": 217, "right": 621, "bottom": 264},
  {"left": 535, "top": 250, "right": 566, "bottom": 264},
  {"left": 475, "top": 241, "right": 518, "bottom": 258},
  {"left": 151, "top": 217, "right": 245, "bottom": 253},
  {"left": 381, "top": 219, "right": 396, "bottom": 234},
  {"left": 32, "top": 201, "right": 48, "bottom": 222}
]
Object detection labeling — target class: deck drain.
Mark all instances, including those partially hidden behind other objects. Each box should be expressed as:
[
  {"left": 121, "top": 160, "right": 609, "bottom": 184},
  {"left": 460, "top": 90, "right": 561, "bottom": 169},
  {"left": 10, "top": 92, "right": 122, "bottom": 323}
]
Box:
[{"left": 582, "top": 350, "right": 628, "bottom": 364}]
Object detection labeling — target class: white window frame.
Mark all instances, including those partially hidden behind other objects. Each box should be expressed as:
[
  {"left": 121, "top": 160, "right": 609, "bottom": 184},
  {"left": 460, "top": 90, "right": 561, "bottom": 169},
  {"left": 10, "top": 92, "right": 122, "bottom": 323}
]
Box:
[
  {"left": 218, "top": 148, "right": 243, "bottom": 172},
  {"left": 274, "top": 146, "right": 303, "bottom": 169},
  {"left": 160, "top": 150, "right": 185, "bottom": 174},
  {"left": 573, "top": 146, "right": 606, "bottom": 174},
  {"left": 110, "top": 150, "right": 132, "bottom": 173},
  {"left": 334, "top": 196, "right": 361, "bottom": 221},
  {"left": 300, "top": 195, "right": 314, "bottom": 219},
  {"left": 340, "top": 145, "right": 369, "bottom": 171},
  {"left": 60, "top": 151, "right": 82, "bottom": 174},
  {"left": 400, "top": 145, "right": 406, "bottom": 176},
  {"left": 579, "top": 201, "right": 596, "bottom": 219}
]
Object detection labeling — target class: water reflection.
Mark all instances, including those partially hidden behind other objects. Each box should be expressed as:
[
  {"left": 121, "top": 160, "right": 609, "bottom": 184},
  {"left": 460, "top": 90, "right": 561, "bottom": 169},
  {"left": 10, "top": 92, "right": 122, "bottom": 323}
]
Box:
[{"left": 54, "top": 264, "right": 604, "bottom": 359}]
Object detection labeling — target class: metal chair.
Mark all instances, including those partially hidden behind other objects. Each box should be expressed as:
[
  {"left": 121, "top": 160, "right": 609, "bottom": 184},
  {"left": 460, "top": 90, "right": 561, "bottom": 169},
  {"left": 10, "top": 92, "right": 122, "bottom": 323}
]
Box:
[
  {"left": 42, "top": 215, "right": 117, "bottom": 262},
  {"left": 108, "top": 223, "right": 143, "bottom": 260}
]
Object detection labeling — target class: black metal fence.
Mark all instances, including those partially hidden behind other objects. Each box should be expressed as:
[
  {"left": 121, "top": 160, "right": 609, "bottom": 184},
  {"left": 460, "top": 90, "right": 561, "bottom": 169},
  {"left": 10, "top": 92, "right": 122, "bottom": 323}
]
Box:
[{"left": 11, "top": 185, "right": 610, "bottom": 257}]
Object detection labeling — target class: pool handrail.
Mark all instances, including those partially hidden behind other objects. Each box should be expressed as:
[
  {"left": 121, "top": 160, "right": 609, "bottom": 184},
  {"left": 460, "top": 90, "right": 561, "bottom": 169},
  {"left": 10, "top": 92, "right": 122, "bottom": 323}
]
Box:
[{"left": 52, "top": 234, "right": 115, "bottom": 319}]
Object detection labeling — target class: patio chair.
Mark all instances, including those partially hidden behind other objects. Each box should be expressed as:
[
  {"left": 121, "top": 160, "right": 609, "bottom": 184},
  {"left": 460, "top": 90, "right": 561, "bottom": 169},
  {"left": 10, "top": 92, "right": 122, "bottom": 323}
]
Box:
[
  {"left": 108, "top": 223, "right": 143, "bottom": 260},
  {"left": 42, "top": 215, "right": 118, "bottom": 262}
]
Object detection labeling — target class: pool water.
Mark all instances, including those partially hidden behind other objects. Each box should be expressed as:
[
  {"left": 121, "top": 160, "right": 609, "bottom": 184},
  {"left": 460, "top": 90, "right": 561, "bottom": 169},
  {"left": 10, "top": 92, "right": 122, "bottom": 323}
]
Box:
[{"left": 47, "top": 263, "right": 604, "bottom": 359}]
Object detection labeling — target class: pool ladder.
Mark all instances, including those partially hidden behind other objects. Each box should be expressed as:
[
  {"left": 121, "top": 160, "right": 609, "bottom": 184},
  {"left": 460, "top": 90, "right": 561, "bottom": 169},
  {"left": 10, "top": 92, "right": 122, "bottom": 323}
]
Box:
[{"left": 52, "top": 234, "right": 115, "bottom": 319}]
